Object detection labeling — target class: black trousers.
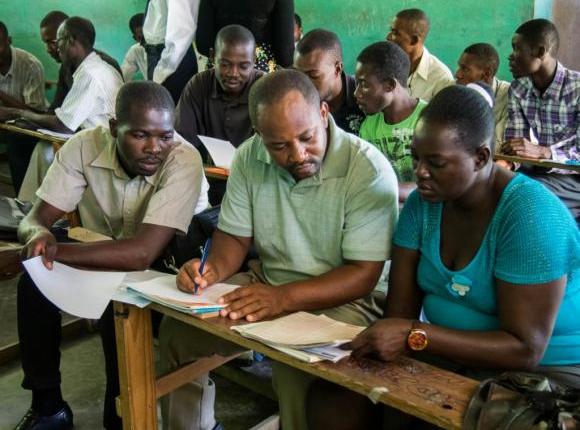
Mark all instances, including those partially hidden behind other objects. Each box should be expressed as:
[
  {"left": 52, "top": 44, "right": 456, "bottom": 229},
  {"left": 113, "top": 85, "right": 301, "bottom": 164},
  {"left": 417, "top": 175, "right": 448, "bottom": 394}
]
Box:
[
  {"left": 17, "top": 272, "right": 122, "bottom": 430},
  {"left": 3, "top": 132, "right": 37, "bottom": 195},
  {"left": 146, "top": 43, "right": 198, "bottom": 104}
]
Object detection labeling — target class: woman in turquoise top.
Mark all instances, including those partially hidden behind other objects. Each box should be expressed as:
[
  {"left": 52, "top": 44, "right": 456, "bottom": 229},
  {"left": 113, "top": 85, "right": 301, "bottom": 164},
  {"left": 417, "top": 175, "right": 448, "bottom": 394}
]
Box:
[{"left": 307, "top": 85, "right": 580, "bottom": 430}]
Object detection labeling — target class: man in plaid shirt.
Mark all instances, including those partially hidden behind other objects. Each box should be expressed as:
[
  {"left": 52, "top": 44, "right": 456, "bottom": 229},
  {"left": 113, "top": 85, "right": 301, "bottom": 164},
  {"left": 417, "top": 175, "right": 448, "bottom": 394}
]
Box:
[{"left": 502, "top": 19, "right": 579, "bottom": 223}]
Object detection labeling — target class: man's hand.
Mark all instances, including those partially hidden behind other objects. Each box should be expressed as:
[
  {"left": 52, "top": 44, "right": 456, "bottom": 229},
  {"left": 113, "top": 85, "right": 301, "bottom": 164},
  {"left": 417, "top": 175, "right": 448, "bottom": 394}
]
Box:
[
  {"left": 23, "top": 230, "right": 58, "bottom": 270},
  {"left": 218, "top": 283, "right": 287, "bottom": 322},
  {"left": 350, "top": 318, "right": 413, "bottom": 362},
  {"left": 176, "top": 258, "right": 220, "bottom": 293},
  {"left": 502, "top": 138, "right": 551, "bottom": 159},
  {"left": 0, "top": 106, "right": 18, "bottom": 122}
]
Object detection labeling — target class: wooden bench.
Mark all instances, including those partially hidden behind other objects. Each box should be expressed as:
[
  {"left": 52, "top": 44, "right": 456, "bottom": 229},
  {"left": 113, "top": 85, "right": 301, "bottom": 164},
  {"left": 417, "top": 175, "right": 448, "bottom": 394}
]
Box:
[{"left": 114, "top": 301, "right": 478, "bottom": 430}]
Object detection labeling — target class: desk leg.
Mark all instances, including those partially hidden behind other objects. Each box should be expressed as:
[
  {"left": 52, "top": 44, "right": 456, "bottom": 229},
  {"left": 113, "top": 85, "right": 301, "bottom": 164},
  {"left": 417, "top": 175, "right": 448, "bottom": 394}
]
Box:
[{"left": 114, "top": 302, "right": 157, "bottom": 430}]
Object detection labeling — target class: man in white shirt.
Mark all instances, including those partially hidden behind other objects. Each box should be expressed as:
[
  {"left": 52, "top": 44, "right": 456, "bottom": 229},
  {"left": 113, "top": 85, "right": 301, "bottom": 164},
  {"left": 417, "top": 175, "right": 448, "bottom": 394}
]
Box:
[
  {"left": 143, "top": 0, "right": 199, "bottom": 103},
  {"left": 386, "top": 8, "right": 453, "bottom": 101},
  {"left": 121, "top": 13, "right": 148, "bottom": 82},
  {"left": 0, "top": 17, "right": 124, "bottom": 201},
  {"left": 455, "top": 43, "right": 511, "bottom": 152},
  {"left": 0, "top": 21, "right": 47, "bottom": 193}
]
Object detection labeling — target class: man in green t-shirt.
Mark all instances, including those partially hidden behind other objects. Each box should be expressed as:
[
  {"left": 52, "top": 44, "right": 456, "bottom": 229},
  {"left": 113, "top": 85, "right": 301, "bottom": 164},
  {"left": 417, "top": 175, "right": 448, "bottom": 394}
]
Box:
[{"left": 355, "top": 41, "right": 427, "bottom": 202}]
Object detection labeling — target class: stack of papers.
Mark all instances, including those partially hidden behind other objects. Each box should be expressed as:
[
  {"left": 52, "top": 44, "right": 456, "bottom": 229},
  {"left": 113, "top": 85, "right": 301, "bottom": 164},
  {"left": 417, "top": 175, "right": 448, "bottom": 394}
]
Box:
[
  {"left": 37, "top": 128, "right": 74, "bottom": 140},
  {"left": 232, "top": 312, "right": 365, "bottom": 363},
  {"left": 125, "top": 274, "right": 240, "bottom": 315},
  {"left": 21, "top": 257, "right": 238, "bottom": 319}
]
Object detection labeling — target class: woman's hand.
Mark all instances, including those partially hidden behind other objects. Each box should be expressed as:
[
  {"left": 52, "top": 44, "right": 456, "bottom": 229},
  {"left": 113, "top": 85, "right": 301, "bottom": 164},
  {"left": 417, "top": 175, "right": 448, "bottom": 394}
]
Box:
[{"left": 350, "top": 318, "right": 413, "bottom": 361}]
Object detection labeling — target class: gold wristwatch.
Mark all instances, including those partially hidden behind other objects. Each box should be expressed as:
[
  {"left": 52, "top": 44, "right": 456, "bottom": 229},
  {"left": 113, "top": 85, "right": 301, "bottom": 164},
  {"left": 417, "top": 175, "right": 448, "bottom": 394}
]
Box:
[{"left": 407, "top": 321, "right": 428, "bottom": 351}]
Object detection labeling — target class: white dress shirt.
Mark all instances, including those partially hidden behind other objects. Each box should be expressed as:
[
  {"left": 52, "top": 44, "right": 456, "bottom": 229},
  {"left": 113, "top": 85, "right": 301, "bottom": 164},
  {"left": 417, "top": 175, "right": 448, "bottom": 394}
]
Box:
[
  {"left": 0, "top": 47, "right": 46, "bottom": 110},
  {"left": 121, "top": 43, "right": 148, "bottom": 82},
  {"left": 55, "top": 52, "right": 123, "bottom": 131},
  {"left": 407, "top": 47, "right": 454, "bottom": 102},
  {"left": 143, "top": 0, "right": 200, "bottom": 84}
]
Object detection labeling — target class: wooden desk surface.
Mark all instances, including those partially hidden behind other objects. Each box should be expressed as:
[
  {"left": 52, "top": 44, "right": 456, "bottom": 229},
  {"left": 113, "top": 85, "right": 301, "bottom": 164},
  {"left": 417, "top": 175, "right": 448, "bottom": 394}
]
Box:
[
  {"left": 115, "top": 301, "right": 477, "bottom": 430},
  {"left": 0, "top": 122, "right": 68, "bottom": 146},
  {"left": 495, "top": 154, "right": 580, "bottom": 173},
  {"left": 0, "top": 122, "right": 231, "bottom": 180}
]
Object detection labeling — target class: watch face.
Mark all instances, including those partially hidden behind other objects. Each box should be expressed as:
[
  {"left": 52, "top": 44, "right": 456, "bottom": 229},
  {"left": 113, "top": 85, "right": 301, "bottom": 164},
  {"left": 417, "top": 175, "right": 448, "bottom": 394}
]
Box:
[{"left": 408, "top": 329, "right": 428, "bottom": 351}]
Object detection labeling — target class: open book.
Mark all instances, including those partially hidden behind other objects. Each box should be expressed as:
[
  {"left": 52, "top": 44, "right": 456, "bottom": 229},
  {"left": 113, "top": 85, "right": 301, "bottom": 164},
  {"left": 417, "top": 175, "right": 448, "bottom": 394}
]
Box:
[
  {"left": 232, "top": 312, "right": 365, "bottom": 363},
  {"left": 125, "top": 274, "right": 240, "bottom": 315}
]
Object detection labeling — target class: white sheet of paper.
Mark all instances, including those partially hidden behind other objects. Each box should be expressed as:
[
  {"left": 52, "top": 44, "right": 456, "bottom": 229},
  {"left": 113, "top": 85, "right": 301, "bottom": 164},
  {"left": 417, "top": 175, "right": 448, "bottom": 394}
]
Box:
[
  {"left": 36, "top": 128, "right": 74, "bottom": 140},
  {"left": 22, "top": 256, "right": 127, "bottom": 319},
  {"left": 198, "top": 135, "right": 236, "bottom": 169},
  {"left": 125, "top": 274, "right": 239, "bottom": 308}
]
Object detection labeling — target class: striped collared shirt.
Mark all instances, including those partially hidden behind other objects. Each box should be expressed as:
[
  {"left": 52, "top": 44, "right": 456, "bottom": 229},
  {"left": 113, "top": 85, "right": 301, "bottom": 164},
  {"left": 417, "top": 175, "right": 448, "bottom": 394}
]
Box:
[
  {"left": 0, "top": 47, "right": 46, "bottom": 110},
  {"left": 54, "top": 51, "right": 123, "bottom": 131},
  {"left": 505, "top": 62, "right": 580, "bottom": 164}
]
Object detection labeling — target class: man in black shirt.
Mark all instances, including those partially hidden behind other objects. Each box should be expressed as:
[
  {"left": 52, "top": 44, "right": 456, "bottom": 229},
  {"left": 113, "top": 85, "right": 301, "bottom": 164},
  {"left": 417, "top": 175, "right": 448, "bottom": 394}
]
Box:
[{"left": 294, "top": 29, "right": 364, "bottom": 135}]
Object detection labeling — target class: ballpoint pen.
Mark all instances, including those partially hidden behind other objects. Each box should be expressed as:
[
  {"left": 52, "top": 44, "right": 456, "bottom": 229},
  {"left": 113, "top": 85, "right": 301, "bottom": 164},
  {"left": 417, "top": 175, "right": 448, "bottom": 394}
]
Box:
[{"left": 195, "top": 238, "right": 212, "bottom": 295}]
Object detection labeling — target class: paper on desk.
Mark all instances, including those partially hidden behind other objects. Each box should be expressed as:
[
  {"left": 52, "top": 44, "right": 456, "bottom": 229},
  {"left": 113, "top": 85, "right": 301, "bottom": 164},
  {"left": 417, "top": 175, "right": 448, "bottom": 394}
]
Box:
[
  {"left": 232, "top": 312, "right": 365, "bottom": 348},
  {"left": 22, "top": 256, "right": 127, "bottom": 319},
  {"left": 198, "top": 135, "right": 236, "bottom": 169},
  {"left": 36, "top": 128, "right": 74, "bottom": 140},
  {"left": 125, "top": 273, "right": 240, "bottom": 310}
]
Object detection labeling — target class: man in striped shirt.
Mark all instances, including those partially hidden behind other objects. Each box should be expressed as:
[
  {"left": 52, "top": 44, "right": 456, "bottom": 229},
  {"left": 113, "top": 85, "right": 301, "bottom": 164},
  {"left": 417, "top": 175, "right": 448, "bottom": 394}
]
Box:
[
  {"left": 0, "top": 22, "right": 46, "bottom": 112},
  {"left": 502, "top": 19, "right": 579, "bottom": 222},
  {"left": 0, "top": 21, "right": 47, "bottom": 194}
]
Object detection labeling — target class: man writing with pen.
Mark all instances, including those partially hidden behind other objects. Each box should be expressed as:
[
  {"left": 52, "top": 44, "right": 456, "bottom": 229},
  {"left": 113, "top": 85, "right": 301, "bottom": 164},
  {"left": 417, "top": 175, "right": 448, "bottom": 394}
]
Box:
[{"left": 158, "top": 69, "right": 399, "bottom": 430}]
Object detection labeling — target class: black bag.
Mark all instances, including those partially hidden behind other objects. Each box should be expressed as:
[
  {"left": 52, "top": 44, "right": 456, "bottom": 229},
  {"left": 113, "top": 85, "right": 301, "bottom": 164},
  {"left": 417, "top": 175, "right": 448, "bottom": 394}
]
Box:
[{"left": 463, "top": 372, "right": 580, "bottom": 430}]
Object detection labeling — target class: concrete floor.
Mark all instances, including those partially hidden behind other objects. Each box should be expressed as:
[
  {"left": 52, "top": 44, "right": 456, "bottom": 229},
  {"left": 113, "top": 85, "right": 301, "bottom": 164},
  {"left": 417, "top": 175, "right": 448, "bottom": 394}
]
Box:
[{"left": 0, "top": 159, "right": 278, "bottom": 429}]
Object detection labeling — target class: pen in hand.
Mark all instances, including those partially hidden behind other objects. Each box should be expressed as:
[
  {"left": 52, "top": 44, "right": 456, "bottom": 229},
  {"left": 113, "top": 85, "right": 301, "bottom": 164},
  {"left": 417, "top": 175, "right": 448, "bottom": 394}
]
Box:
[{"left": 195, "top": 238, "right": 212, "bottom": 295}]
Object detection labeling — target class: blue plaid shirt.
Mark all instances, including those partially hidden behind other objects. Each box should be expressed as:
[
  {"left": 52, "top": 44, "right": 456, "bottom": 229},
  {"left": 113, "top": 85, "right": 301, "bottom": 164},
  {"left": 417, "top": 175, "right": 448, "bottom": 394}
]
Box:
[{"left": 505, "top": 62, "right": 580, "bottom": 166}]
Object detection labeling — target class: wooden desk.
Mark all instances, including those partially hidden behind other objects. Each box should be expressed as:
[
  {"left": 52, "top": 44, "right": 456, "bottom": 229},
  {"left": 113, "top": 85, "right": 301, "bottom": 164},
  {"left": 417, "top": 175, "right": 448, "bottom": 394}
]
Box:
[
  {"left": 0, "top": 122, "right": 231, "bottom": 181},
  {"left": 0, "top": 122, "right": 68, "bottom": 148},
  {"left": 114, "top": 302, "right": 478, "bottom": 430},
  {"left": 495, "top": 154, "right": 580, "bottom": 173}
]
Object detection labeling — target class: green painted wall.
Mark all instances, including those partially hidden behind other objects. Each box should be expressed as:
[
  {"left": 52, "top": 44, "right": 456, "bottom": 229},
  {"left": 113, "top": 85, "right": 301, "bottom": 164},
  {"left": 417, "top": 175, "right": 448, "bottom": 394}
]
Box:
[
  {"left": 295, "top": 0, "right": 535, "bottom": 80},
  {"left": 4, "top": 0, "right": 537, "bottom": 85}
]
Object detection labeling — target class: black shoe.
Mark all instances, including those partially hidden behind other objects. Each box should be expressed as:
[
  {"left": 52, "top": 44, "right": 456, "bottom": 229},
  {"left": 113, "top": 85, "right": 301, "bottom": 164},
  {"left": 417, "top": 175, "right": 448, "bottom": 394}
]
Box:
[
  {"left": 14, "top": 403, "right": 73, "bottom": 430},
  {"left": 212, "top": 423, "right": 224, "bottom": 430}
]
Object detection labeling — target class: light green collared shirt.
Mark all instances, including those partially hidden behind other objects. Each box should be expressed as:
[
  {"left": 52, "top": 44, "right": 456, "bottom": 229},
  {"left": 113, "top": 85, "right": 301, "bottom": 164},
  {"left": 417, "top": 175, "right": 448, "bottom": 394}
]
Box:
[{"left": 218, "top": 116, "right": 399, "bottom": 286}]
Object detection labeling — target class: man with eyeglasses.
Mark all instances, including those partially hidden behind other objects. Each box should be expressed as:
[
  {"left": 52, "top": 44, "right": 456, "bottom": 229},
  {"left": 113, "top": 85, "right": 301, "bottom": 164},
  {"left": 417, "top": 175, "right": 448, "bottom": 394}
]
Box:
[{"left": 38, "top": 11, "right": 122, "bottom": 113}]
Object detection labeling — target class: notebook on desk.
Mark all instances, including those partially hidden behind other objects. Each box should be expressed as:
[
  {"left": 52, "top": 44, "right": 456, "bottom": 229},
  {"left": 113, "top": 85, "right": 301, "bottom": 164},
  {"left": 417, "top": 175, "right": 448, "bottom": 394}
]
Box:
[
  {"left": 232, "top": 312, "right": 365, "bottom": 362},
  {"left": 125, "top": 274, "right": 240, "bottom": 316}
]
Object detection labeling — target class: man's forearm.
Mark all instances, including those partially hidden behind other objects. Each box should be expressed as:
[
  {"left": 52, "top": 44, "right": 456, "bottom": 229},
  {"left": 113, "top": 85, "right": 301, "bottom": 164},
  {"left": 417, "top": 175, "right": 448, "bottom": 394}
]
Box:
[
  {"left": 0, "top": 92, "right": 45, "bottom": 113},
  {"left": 208, "top": 229, "right": 252, "bottom": 282},
  {"left": 4, "top": 108, "right": 72, "bottom": 133},
  {"left": 53, "top": 239, "right": 161, "bottom": 271},
  {"left": 280, "top": 261, "right": 384, "bottom": 313}
]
